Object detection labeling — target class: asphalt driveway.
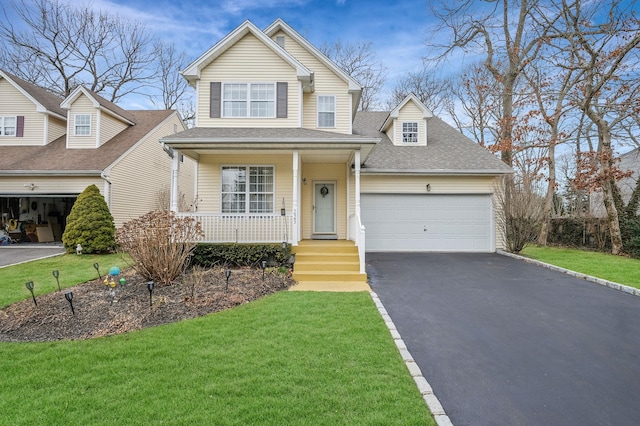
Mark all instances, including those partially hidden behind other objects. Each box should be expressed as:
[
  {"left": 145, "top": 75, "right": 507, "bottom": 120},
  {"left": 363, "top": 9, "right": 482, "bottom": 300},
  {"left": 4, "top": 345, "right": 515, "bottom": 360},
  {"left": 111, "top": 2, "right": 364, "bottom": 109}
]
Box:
[
  {"left": 367, "top": 252, "right": 640, "bottom": 426},
  {"left": 0, "top": 245, "right": 65, "bottom": 268}
]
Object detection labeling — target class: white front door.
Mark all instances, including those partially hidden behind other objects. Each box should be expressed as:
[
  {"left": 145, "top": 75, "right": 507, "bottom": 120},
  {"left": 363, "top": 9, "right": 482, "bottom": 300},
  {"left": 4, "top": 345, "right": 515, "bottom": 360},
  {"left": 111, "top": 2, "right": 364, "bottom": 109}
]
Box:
[{"left": 313, "top": 182, "right": 336, "bottom": 234}]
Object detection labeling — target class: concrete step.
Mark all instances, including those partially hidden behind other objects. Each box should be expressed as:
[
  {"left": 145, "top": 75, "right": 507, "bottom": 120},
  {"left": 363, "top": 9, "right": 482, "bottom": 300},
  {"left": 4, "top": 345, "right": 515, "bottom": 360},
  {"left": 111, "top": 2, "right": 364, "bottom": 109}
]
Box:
[
  {"left": 294, "top": 253, "right": 360, "bottom": 263},
  {"left": 292, "top": 271, "right": 367, "bottom": 282},
  {"left": 294, "top": 260, "right": 361, "bottom": 272}
]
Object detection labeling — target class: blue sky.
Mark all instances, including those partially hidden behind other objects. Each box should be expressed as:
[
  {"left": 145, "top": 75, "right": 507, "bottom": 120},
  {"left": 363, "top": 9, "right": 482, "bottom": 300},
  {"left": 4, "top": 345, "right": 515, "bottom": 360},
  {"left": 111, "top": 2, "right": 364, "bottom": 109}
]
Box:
[{"left": 77, "top": 0, "right": 442, "bottom": 104}]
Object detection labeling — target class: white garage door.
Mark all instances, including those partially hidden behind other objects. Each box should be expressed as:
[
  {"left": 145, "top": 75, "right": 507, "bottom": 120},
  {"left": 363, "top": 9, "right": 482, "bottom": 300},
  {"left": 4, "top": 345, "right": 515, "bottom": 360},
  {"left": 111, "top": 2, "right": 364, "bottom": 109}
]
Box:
[{"left": 361, "top": 194, "right": 493, "bottom": 252}]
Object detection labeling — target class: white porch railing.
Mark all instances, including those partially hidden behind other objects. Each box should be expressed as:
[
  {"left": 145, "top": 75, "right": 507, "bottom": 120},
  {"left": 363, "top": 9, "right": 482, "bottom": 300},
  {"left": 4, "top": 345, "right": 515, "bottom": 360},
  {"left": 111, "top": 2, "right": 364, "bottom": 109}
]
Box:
[
  {"left": 348, "top": 213, "right": 366, "bottom": 274},
  {"left": 178, "top": 213, "right": 293, "bottom": 244}
]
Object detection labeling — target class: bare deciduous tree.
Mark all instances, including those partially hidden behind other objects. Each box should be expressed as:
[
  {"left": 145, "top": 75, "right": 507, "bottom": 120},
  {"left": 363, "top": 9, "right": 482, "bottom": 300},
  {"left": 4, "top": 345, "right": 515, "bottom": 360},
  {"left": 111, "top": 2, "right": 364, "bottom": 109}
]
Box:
[
  {"left": 320, "top": 40, "right": 386, "bottom": 111},
  {"left": 387, "top": 69, "right": 449, "bottom": 114}
]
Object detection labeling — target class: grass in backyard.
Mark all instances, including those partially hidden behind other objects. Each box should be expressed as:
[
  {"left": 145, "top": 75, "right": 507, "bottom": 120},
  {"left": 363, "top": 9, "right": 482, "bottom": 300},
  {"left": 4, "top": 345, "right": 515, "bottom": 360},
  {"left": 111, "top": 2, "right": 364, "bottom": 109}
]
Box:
[
  {"left": 0, "top": 291, "right": 434, "bottom": 425},
  {"left": 0, "top": 253, "right": 132, "bottom": 308},
  {"left": 521, "top": 245, "right": 640, "bottom": 288}
]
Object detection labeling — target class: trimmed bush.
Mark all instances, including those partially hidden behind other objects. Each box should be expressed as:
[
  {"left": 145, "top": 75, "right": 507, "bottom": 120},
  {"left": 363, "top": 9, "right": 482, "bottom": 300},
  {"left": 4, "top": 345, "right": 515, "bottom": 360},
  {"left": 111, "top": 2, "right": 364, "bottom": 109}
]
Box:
[
  {"left": 192, "top": 243, "right": 292, "bottom": 268},
  {"left": 62, "top": 184, "right": 115, "bottom": 253}
]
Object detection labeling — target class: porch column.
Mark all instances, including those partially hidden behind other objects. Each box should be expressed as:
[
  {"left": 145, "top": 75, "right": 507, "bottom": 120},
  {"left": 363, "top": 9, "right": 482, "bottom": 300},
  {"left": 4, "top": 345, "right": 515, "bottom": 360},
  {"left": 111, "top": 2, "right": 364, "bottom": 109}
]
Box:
[
  {"left": 170, "top": 150, "right": 180, "bottom": 212},
  {"left": 292, "top": 150, "right": 299, "bottom": 245},
  {"left": 355, "top": 150, "right": 361, "bottom": 218}
]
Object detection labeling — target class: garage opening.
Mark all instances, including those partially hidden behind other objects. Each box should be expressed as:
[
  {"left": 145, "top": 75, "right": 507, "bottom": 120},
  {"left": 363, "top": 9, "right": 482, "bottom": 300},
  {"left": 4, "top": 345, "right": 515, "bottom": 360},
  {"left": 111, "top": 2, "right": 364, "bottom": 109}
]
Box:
[
  {"left": 1, "top": 195, "right": 77, "bottom": 244},
  {"left": 361, "top": 193, "right": 493, "bottom": 252}
]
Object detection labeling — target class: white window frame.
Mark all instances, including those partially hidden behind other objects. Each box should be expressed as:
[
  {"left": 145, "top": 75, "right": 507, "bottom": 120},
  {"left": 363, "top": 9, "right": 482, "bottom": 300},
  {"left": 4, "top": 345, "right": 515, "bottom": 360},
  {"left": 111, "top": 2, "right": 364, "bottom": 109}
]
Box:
[
  {"left": 74, "top": 114, "right": 91, "bottom": 136},
  {"left": 222, "top": 83, "right": 276, "bottom": 118},
  {"left": 0, "top": 116, "right": 16, "bottom": 136},
  {"left": 317, "top": 95, "right": 336, "bottom": 128},
  {"left": 402, "top": 121, "right": 419, "bottom": 143},
  {"left": 221, "top": 165, "right": 275, "bottom": 214}
]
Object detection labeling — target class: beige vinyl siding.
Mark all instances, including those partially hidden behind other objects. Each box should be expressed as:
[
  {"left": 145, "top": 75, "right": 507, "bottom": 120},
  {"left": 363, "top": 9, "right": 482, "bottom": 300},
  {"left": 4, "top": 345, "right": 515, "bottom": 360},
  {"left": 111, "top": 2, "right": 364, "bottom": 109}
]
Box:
[
  {"left": 274, "top": 31, "right": 353, "bottom": 134},
  {"left": 392, "top": 102, "right": 426, "bottom": 146},
  {"left": 361, "top": 174, "right": 505, "bottom": 250},
  {"left": 0, "top": 78, "right": 47, "bottom": 146},
  {"left": 108, "top": 114, "right": 191, "bottom": 227},
  {"left": 48, "top": 116, "right": 67, "bottom": 144},
  {"left": 0, "top": 176, "right": 102, "bottom": 195},
  {"left": 99, "top": 111, "right": 128, "bottom": 146},
  {"left": 67, "top": 96, "right": 97, "bottom": 148},
  {"left": 196, "top": 153, "right": 293, "bottom": 215},
  {"left": 197, "top": 33, "right": 299, "bottom": 128},
  {"left": 300, "top": 163, "right": 347, "bottom": 239}
]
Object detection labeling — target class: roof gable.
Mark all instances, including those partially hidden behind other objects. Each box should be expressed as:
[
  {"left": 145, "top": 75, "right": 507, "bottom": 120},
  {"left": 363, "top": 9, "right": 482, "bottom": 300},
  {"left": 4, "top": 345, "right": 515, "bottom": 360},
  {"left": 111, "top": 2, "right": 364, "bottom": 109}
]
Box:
[
  {"left": 264, "top": 19, "right": 362, "bottom": 94},
  {"left": 0, "top": 69, "right": 66, "bottom": 119},
  {"left": 60, "top": 86, "right": 136, "bottom": 125},
  {"left": 381, "top": 93, "right": 433, "bottom": 132},
  {"left": 181, "top": 20, "right": 312, "bottom": 87}
]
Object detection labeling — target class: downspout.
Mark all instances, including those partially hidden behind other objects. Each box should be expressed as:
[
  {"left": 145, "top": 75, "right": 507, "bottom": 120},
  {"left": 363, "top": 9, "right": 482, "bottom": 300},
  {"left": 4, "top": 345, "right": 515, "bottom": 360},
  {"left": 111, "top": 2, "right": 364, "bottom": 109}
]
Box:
[
  {"left": 170, "top": 150, "right": 180, "bottom": 212},
  {"left": 101, "top": 172, "right": 112, "bottom": 211}
]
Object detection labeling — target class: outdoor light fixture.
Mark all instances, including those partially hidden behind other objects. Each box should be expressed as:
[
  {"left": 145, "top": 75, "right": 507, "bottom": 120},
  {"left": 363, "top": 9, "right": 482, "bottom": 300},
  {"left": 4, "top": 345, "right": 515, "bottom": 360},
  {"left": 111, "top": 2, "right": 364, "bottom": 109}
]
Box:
[
  {"left": 25, "top": 281, "right": 37, "bottom": 307},
  {"left": 426, "top": 184, "right": 431, "bottom": 192},
  {"left": 146, "top": 281, "right": 155, "bottom": 306},
  {"left": 65, "top": 291, "right": 75, "bottom": 315},
  {"left": 225, "top": 269, "right": 231, "bottom": 290},
  {"left": 52, "top": 270, "right": 61, "bottom": 291},
  {"left": 93, "top": 263, "right": 102, "bottom": 281},
  {"left": 281, "top": 198, "right": 286, "bottom": 216},
  {"left": 261, "top": 260, "right": 267, "bottom": 280},
  {"left": 302, "top": 177, "right": 307, "bottom": 185},
  {"left": 282, "top": 241, "right": 287, "bottom": 250},
  {"left": 76, "top": 244, "right": 82, "bottom": 255}
]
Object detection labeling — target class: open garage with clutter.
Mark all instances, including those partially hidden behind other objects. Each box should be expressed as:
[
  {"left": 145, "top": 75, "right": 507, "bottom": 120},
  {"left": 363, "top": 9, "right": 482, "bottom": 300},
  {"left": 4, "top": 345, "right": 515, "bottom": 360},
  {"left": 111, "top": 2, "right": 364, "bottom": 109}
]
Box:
[{"left": 0, "top": 195, "right": 77, "bottom": 245}]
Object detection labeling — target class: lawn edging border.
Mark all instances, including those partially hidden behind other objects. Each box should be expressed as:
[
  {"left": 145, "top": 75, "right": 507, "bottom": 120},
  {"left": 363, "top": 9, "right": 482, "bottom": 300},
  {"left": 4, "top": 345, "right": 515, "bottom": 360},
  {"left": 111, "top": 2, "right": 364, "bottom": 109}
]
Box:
[
  {"left": 369, "top": 291, "right": 453, "bottom": 426},
  {"left": 497, "top": 250, "right": 640, "bottom": 297}
]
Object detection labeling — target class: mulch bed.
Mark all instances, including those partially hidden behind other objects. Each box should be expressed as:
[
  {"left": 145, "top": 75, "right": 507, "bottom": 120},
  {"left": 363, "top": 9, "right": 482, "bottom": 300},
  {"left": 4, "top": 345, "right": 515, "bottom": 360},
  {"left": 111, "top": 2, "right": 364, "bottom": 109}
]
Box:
[{"left": 0, "top": 267, "right": 295, "bottom": 342}]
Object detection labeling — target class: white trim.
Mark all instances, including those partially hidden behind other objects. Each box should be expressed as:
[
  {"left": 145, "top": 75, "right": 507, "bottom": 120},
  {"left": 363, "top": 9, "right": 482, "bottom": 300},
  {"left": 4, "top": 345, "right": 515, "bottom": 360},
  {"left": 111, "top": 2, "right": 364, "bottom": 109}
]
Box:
[
  {"left": 312, "top": 180, "right": 337, "bottom": 235},
  {"left": 401, "top": 121, "right": 419, "bottom": 144},
  {"left": 292, "top": 151, "right": 299, "bottom": 245},
  {"left": 95, "top": 108, "right": 101, "bottom": 147},
  {"left": 381, "top": 93, "right": 433, "bottom": 132},
  {"left": 43, "top": 114, "right": 49, "bottom": 145},
  {"left": 195, "top": 80, "right": 200, "bottom": 127},
  {"left": 298, "top": 81, "right": 303, "bottom": 128},
  {"left": 73, "top": 113, "right": 91, "bottom": 137},
  {"left": 221, "top": 82, "right": 276, "bottom": 118},
  {"left": 0, "top": 116, "right": 17, "bottom": 137},
  {"left": 219, "top": 164, "right": 277, "bottom": 214},
  {"left": 317, "top": 94, "right": 336, "bottom": 128}
]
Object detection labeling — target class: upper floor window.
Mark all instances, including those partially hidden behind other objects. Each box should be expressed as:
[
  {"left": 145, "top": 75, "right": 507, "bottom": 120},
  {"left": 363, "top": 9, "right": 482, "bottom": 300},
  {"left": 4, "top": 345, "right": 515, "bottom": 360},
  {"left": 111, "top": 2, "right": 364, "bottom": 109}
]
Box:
[
  {"left": 223, "top": 83, "right": 275, "bottom": 118},
  {"left": 221, "top": 166, "right": 274, "bottom": 213},
  {"left": 318, "top": 95, "right": 336, "bottom": 128},
  {"left": 74, "top": 114, "right": 91, "bottom": 136},
  {"left": 402, "top": 122, "right": 418, "bottom": 143},
  {"left": 0, "top": 116, "right": 16, "bottom": 136}
]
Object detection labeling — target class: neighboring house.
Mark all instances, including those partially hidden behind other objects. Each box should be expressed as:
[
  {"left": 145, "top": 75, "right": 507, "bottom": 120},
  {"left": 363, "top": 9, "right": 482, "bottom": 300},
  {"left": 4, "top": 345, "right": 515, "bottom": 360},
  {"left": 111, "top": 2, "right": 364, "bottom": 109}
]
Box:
[
  {"left": 0, "top": 69, "right": 195, "bottom": 243},
  {"left": 160, "top": 19, "right": 512, "bottom": 275},
  {"left": 590, "top": 147, "right": 640, "bottom": 217}
]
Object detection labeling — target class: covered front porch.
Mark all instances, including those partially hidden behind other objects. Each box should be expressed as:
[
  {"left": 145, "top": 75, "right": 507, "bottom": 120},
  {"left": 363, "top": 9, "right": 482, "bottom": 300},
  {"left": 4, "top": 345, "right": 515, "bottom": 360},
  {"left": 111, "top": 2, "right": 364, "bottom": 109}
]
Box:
[{"left": 161, "top": 128, "right": 378, "bottom": 275}]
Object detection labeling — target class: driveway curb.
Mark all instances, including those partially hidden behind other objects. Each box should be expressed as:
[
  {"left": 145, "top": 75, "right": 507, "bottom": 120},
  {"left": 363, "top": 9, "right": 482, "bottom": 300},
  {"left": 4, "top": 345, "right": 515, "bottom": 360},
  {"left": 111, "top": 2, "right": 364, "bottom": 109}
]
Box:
[
  {"left": 370, "top": 291, "right": 453, "bottom": 426},
  {"left": 497, "top": 250, "right": 640, "bottom": 297}
]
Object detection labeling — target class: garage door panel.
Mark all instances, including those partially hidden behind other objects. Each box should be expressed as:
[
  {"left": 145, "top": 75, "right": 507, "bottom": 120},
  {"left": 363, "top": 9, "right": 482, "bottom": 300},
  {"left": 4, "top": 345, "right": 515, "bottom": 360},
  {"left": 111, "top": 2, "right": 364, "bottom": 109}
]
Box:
[{"left": 361, "top": 194, "right": 492, "bottom": 252}]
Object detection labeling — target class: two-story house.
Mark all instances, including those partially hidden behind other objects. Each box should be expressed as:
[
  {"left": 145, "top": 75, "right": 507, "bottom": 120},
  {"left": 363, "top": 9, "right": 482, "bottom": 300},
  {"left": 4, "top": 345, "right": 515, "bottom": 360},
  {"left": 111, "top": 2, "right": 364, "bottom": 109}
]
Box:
[
  {"left": 160, "top": 19, "right": 512, "bottom": 288},
  {"left": 0, "top": 69, "right": 194, "bottom": 244}
]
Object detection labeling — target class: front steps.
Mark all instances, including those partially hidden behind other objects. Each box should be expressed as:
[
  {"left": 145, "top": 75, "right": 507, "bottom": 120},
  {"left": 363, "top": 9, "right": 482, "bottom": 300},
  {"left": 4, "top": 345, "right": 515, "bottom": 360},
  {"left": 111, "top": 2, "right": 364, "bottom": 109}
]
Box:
[{"left": 290, "top": 240, "right": 369, "bottom": 291}]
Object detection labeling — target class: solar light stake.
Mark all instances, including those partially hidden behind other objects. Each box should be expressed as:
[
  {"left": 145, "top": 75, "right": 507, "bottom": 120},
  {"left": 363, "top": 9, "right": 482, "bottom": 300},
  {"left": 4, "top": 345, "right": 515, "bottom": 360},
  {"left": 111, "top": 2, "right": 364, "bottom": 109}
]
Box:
[
  {"left": 64, "top": 291, "right": 75, "bottom": 315},
  {"left": 25, "top": 281, "right": 37, "bottom": 307},
  {"left": 225, "top": 269, "right": 231, "bottom": 291},
  {"left": 261, "top": 260, "right": 267, "bottom": 280},
  {"left": 52, "top": 270, "right": 61, "bottom": 291},
  {"left": 146, "top": 281, "right": 155, "bottom": 306},
  {"left": 93, "top": 263, "right": 102, "bottom": 281}
]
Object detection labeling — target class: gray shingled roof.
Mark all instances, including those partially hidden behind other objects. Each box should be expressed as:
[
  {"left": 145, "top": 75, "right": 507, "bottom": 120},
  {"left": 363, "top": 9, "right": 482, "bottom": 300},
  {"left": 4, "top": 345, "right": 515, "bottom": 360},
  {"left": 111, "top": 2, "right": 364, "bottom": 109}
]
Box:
[
  {"left": 161, "top": 126, "right": 377, "bottom": 142},
  {"left": 1, "top": 69, "right": 66, "bottom": 117},
  {"left": 82, "top": 87, "right": 136, "bottom": 124},
  {"left": 0, "top": 110, "right": 173, "bottom": 173},
  {"left": 353, "top": 111, "right": 512, "bottom": 174}
]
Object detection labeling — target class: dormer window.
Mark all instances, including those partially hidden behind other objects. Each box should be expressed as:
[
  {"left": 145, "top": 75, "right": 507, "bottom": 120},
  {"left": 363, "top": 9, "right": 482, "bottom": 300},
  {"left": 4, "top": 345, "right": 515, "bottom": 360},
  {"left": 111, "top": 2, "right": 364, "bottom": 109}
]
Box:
[
  {"left": 74, "top": 114, "right": 91, "bottom": 136},
  {"left": 402, "top": 122, "right": 418, "bottom": 143},
  {"left": 0, "top": 116, "right": 16, "bottom": 136}
]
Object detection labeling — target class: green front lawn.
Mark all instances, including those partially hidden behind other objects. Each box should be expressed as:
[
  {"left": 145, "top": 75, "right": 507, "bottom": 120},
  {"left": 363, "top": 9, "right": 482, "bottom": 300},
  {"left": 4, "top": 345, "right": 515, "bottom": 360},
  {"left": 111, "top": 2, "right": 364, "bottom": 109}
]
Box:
[
  {"left": 0, "top": 253, "right": 131, "bottom": 308},
  {"left": 520, "top": 245, "right": 640, "bottom": 289},
  {"left": 0, "top": 292, "right": 433, "bottom": 425}
]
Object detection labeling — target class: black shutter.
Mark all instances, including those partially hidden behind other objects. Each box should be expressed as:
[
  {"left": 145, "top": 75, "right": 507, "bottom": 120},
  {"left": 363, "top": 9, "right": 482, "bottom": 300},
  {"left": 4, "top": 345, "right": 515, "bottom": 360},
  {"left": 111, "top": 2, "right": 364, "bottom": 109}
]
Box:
[
  {"left": 276, "top": 82, "right": 288, "bottom": 118},
  {"left": 16, "top": 116, "right": 24, "bottom": 137},
  {"left": 210, "top": 82, "right": 221, "bottom": 118}
]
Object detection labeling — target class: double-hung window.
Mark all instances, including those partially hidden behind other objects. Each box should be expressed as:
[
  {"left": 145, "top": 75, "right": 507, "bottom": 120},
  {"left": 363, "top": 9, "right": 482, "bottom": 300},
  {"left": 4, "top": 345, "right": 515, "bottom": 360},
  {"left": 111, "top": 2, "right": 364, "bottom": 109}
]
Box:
[
  {"left": 222, "top": 166, "right": 274, "bottom": 213},
  {"left": 317, "top": 95, "right": 336, "bottom": 128},
  {"left": 0, "top": 116, "right": 16, "bottom": 136},
  {"left": 402, "top": 122, "right": 418, "bottom": 143},
  {"left": 75, "top": 114, "right": 91, "bottom": 136},
  {"left": 222, "top": 83, "right": 275, "bottom": 118}
]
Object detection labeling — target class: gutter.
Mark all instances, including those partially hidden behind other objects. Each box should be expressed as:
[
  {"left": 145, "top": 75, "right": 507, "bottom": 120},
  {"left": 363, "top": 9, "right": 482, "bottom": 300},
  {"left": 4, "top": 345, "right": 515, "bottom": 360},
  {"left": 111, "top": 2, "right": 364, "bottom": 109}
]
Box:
[
  {"left": 0, "top": 170, "right": 103, "bottom": 176},
  {"left": 359, "top": 168, "right": 514, "bottom": 176}
]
